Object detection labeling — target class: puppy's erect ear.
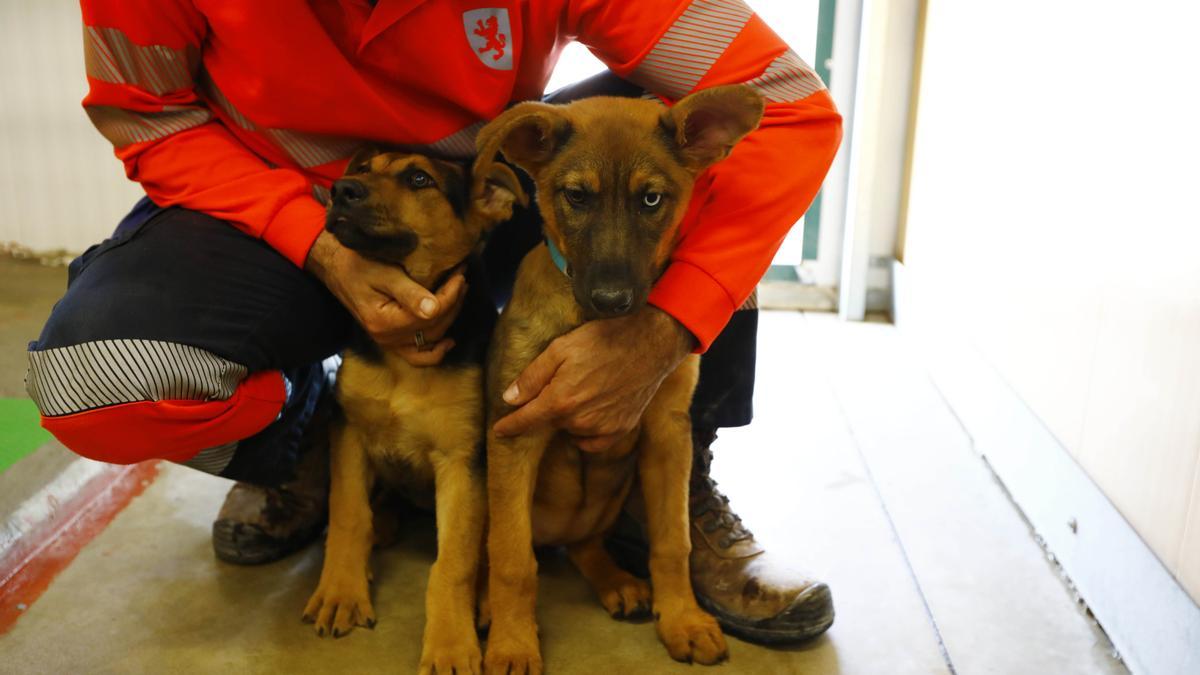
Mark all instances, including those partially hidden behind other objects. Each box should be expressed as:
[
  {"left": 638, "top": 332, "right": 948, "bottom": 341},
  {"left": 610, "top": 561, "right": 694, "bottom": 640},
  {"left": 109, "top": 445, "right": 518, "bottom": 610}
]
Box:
[
  {"left": 474, "top": 102, "right": 572, "bottom": 177},
  {"left": 471, "top": 162, "right": 528, "bottom": 228},
  {"left": 664, "top": 85, "right": 765, "bottom": 171}
]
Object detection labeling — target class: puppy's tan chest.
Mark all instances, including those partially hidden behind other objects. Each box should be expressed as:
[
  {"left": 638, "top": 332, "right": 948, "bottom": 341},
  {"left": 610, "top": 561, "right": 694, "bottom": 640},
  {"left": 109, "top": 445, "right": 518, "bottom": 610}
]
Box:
[{"left": 338, "top": 354, "right": 484, "bottom": 486}]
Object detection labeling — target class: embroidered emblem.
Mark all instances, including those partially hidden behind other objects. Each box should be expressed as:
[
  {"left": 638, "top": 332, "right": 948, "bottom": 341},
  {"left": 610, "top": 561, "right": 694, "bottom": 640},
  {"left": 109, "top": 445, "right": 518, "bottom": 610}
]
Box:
[
  {"left": 475, "top": 17, "right": 506, "bottom": 60},
  {"left": 463, "top": 8, "right": 514, "bottom": 71}
]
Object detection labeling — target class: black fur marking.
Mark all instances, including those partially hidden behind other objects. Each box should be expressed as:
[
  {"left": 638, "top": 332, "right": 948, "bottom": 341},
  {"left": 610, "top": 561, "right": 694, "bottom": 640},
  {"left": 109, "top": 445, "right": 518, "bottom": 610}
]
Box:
[
  {"left": 654, "top": 117, "right": 686, "bottom": 164},
  {"left": 440, "top": 254, "right": 499, "bottom": 368},
  {"left": 346, "top": 145, "right": 381, "bottom": 173},
  {"left": 554, "top": 122, "right": 577, "bottom": 156},
  {"left": 344, "top": 323, "right": 383, "bottom": 363},
  {"left": 325, "top": 219, "right": 418, "bottom": 267},
  {"left": 434, "top": 158, "right": 471, "bottom": 220},
  {"left": 470, "top": 438, "right": 487, "bottom": 476}
]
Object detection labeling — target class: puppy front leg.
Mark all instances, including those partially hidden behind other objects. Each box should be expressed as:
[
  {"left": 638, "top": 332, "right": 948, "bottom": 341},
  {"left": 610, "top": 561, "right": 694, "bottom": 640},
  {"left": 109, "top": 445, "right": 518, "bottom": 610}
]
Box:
[
  {"left": 483, "top": 429, "right": 550, "bottom": 675},
  {"left": 303, "top": 420, "right": 377, "bottom": 637},
  {"left": 419, "top": 450, "right": 486, "bottom": 675},
  {"left": 567, "top": 535, "right": 651, "bottom": 620},
  {"left": 638, "top": 358, "right": 728, "bottom": 665}
]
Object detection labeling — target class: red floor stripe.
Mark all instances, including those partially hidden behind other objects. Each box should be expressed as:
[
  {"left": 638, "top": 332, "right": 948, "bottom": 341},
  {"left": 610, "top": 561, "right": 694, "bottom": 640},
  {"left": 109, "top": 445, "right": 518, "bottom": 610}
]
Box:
[{"left": 0, "top": 461, "right": 160, "bottom": 634}]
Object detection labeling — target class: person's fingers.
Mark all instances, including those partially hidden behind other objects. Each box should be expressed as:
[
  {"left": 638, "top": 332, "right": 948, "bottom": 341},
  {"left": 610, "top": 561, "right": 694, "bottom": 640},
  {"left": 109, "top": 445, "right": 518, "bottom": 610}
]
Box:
[
  {"left": 400, "top": 294, "right": 464, "bottom": 347},
  {"left": 493, "top": 394, "right": 559, "bottom": 438},
  {"left": 363, "top": 292, "right": 463, "bottom": 349},
  {"left": 433, "top": 272, "right": 467, "bottom": 309},
  {"left": 378, "top": 270, "right": 440, "bottom": 320},
  {"left": 397, "top": 339, "right": 456, "bottom": 367},
  {"left": 502, "top": 342, "right": 565, "bottom": 407},
  {"left": 428, "top": 278, "right": 468, "bottom": 337},
  {"left": 357, "top": 300, "right": 418, "bottom": 345},
  {"left": 571, "top": 433, "right": 625, "bottom": 454}
]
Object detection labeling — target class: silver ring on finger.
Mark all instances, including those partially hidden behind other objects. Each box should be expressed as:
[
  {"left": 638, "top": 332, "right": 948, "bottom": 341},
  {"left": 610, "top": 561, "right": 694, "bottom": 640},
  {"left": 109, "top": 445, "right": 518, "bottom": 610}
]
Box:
[{"left": 414, "top": 330, "right": 426, "bottom": 349}]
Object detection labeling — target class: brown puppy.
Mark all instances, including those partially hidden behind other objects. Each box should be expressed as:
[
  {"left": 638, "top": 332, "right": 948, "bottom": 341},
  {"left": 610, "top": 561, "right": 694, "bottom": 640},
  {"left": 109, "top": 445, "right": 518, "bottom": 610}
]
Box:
[
  {"left": 302, "top": 149, "right": 525, "bottom": 675},
  {"left": 478, "top": 85, "right": 765, "bottom": 673}
]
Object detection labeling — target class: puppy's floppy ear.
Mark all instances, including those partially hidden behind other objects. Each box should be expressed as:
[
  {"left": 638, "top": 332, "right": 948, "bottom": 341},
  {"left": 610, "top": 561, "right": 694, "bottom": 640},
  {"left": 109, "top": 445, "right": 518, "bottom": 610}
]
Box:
[
  {"left": 471, "top": 162, "right": 528, "bottom": 228},
  {"left": 664, "top": 84, "right": 765, "bottom": 170},
  {"left": 346, "top": 144, "right": 382, "bottom": 173},
  {"left": 474, "top": 102, "right": 572, "bottom": 176}
]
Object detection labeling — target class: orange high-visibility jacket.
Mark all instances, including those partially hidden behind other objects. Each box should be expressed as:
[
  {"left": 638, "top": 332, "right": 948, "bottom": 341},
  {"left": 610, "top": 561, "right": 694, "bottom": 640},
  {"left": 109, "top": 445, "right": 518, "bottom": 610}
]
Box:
[{"left": 81, "top": 0, "right": 841, "bottom": 350}]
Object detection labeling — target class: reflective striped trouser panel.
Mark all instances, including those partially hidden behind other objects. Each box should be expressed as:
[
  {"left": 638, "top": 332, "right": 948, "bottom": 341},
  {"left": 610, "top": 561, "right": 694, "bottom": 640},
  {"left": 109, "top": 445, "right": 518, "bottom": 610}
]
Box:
[{"left": 25, "top": 202, "right": 352, "bottom": 485}]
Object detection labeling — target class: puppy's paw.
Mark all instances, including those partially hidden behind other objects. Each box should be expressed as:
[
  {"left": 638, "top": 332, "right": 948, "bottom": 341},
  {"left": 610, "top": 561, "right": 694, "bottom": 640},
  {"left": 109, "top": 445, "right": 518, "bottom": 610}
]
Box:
[
  {"left": 483, "top": 650, "right": 542, "bottom": 675},
  {"left": 302, "top": 574, "right": 375, "bottom": 638},
  {"left": 596, "top": 576, "right": 652, "bottom": 620},
  {"left": 419, "top": 628, "right": 482, "bottom": 675},
  {"left": 483, "top": 627, "right": 542, "bottom": 675},
  {"left": 656, "top": 607, "right": 728, "bottom": 665}
]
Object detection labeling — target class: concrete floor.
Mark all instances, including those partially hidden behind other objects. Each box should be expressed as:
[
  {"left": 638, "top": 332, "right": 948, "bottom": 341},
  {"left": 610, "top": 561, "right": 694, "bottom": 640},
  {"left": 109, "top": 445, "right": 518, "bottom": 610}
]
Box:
[{"left": 0, "top": 256, "right": 1128, "bottom": 674}]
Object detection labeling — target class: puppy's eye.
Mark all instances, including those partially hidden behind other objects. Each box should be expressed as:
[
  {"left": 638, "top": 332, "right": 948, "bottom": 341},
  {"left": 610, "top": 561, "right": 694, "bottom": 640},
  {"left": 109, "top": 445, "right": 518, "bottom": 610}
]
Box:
[
  {"left": 351, "top": 163, "right": 370, "bottom": 175},
  {"left": 642, "top": 192, "right": 663, "bottom": 209},
  {"left": 564, "top": 188, "right": 588, "bottom": 207},
  {"left": 407, "top": 170, "right": 435, "bottom": 189}
]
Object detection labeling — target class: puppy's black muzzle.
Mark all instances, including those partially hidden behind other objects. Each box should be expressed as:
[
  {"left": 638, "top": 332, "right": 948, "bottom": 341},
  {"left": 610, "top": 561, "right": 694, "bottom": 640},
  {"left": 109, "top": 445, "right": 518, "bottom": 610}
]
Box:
[
  {"left": 331, "top": 178, "right": 368, "bottom": 205},
  {"left": 577, "top": 261, "right": 646, "bottom": 318},
  {"left": 325, "top": 179, "right": 418, "bottom": 266},
  {"left": 590, "top": 287, "right": 634, "bottom": 315}
]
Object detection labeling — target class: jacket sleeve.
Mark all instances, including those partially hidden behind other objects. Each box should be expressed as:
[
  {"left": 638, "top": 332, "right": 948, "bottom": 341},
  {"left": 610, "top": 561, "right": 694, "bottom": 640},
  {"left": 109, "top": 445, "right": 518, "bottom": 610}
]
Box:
[
  {"left": 564, "top": 0, "right": 843, "bottom": 350},
  {"left": 80, "top": 1, "right": 325, "bottom": 266}
]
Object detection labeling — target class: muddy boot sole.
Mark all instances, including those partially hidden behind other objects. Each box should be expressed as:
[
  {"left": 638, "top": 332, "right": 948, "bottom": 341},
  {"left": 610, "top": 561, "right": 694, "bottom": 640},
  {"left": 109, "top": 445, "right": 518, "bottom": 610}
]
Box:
[
  {"left": 607, "top": 531, "right": 835, "bottom": 645},
  {"left": 696, "top": 581, "right": 834, "bottom": 645}
]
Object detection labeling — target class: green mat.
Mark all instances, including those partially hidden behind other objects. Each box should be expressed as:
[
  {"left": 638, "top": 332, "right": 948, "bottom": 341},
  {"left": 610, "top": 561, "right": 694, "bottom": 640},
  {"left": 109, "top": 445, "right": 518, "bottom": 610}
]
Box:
[{"left": 0, "top": 398, "right": 51, "bottom": 473}]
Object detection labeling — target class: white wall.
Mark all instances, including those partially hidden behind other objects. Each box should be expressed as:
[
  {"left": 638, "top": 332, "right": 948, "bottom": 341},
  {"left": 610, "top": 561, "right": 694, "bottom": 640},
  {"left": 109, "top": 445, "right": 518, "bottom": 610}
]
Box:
[
  {"left": 0, "top": 0, "right": 144, "bottom": 253},
  {"left": 903, "top": 0, "right": 1200, "bottom": 601}
]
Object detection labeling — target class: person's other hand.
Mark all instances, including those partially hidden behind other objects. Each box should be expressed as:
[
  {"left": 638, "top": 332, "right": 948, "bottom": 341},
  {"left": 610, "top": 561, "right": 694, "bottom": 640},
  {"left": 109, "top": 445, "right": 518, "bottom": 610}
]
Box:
[
  {"left": 306, "top": 230, "right": 466, "bottom": 366},
  {"left": 493, "top": 306, "right": 695, "bottom": 452}
]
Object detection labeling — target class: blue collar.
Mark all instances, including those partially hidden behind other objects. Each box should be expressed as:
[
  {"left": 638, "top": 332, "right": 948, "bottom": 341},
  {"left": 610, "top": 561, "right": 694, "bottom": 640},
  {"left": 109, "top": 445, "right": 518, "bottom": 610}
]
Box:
[{"left": 546, "top": 237, "right": 571, "bottom": 277}]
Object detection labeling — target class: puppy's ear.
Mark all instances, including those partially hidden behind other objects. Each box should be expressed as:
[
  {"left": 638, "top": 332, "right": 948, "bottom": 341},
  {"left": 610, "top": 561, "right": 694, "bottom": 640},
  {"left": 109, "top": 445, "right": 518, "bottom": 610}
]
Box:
[
  {"left": 472, "top": 163, "right": 528, "bottom": 228},
  {"left": 346, "top": 144, "right": 382, "bottom": 174},
  {"left": 474, "top": 102, "right": 572, "bottom": 177},
  {"left": 664, "top": 85, "right": 765, "bottom": 170}
]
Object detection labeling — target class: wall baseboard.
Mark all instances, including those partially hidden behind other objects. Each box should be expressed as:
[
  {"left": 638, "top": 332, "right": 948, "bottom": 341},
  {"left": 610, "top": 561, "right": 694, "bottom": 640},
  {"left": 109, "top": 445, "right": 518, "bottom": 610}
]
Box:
[
  {"left": 0, "top": 242, "right": 75, "bottom": 267},
  {"left": 891, "top": 259, "right": 1200, "bottom": 675}
]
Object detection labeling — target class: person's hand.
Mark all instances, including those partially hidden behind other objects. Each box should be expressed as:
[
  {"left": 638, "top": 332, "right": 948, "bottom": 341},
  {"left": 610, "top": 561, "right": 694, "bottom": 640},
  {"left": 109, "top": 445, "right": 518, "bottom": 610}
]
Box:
[
  {"left": 306, "top": 230, "right": 467, "bottom": 366},
  {"left": 493, "top": 306, "right": 695, "bottom": 452}
]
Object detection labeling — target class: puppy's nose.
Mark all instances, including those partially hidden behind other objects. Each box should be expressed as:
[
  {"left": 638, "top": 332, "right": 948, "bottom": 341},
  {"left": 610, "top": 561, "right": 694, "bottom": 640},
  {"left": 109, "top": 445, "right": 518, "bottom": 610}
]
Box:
[
  {"left": 331, "top": 179, "right": 368, "bottom": 205},
  {"left": 590, "top": 287, "right": 634, "bottom": 315}
]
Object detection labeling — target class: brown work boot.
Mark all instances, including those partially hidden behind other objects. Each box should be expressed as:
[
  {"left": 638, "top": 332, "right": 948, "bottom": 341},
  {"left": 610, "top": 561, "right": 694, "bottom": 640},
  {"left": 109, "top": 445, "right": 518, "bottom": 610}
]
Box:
[
  {"left": 687, "top": 428, "right": 834, "bottom": 644},
  {"left": 211, "top": 401, "right": 331, "bottom": 565},
  {"left": 607, "top": 428, "right": 834, "bottom": 645}
]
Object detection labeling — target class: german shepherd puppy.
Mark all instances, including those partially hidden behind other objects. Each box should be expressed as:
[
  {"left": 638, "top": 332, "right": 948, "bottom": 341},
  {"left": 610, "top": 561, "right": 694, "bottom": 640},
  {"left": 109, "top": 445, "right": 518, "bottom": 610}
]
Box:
[
  {"left": 302, "top": 149, "right": 525, "bottom": 674},
  {"left": 477, "top": 85, "right": 765, "bottom": 672}
]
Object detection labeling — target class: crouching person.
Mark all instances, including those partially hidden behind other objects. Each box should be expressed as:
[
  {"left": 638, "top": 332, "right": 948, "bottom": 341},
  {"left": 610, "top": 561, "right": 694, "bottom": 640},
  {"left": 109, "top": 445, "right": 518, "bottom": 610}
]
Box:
[{"left": 28, "top": 0, "right": 842, "bottom": 646}]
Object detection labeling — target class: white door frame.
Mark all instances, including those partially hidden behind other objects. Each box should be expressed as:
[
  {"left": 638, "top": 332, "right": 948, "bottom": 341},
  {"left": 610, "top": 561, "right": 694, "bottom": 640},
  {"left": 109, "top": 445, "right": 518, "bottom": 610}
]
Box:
[{"left": 811, "top": 0, "right": 922, "bottom": 320}]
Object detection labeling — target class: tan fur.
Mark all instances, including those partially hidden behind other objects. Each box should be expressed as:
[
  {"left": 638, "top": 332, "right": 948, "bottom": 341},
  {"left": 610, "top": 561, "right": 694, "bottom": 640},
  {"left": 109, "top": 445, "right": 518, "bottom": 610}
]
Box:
[
  {"left": 303, "top": 150, "right": 524, "bottom": 675},
  {"left": 480, "top": 87, "right": 764, "bottom": 673}
]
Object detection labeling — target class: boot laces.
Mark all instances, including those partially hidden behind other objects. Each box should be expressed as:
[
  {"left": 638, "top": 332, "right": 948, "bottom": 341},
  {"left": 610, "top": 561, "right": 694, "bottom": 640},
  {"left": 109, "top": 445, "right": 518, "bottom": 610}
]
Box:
[{"left": 692, "top": 475, "right": 754, "bottom": 549}]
